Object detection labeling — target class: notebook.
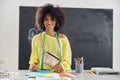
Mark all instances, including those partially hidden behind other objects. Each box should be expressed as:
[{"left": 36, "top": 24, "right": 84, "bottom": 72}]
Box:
[{"left": 91, "top": 67, "right": 119, "bottom": 75}]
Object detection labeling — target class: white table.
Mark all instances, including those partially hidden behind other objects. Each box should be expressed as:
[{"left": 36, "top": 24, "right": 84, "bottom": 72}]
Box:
[{"left": 0, "top": 70, "right": 120, "bottom": 80}]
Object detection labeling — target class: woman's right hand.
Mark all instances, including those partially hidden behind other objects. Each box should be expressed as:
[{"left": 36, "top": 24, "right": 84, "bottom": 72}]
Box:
[{"left": 29, "top": 63, "right": 37, "bottom": 72}]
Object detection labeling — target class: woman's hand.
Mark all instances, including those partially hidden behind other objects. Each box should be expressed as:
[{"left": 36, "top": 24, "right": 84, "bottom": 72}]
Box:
[
  {"left": 53, "top": 64, "right": 63, "bottom": 73},
  {"left": 29, "top": 63, "right": 37, "bottom": 72}
]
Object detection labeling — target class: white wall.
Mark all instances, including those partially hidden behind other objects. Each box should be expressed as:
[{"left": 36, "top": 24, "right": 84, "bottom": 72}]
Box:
[{"left": 0, "top": 0, "right": 120, "bottom": 71}]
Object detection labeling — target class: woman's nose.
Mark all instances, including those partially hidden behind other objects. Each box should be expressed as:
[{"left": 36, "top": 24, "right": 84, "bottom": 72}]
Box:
[{"left": 47, "top": 20, "right": 52, "bottom": 24}]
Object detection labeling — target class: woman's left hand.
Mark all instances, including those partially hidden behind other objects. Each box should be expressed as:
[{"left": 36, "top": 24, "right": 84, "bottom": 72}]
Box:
[{"left": 53, "top": 64, "right": 63, "bottom": 73}]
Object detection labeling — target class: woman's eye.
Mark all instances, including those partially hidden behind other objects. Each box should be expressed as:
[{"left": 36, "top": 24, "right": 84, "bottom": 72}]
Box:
[{"left": 44, "top": 18, "right": 48, "bottom": 21}]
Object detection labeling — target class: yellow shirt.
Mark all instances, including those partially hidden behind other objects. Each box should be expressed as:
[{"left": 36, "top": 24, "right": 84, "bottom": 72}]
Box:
[{"left": 29, "top": 32, "right": 72, "bottom": 71}]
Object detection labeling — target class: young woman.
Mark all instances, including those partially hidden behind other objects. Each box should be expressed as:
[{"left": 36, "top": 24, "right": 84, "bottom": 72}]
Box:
[{"left": 29, "top": 4, "right": 72, "bottom": 73}]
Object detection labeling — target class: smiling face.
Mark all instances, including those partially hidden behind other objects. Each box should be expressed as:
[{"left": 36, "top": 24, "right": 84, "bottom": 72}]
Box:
[{"left": 43, "top": 14, "right": 57, "bottom": 32}]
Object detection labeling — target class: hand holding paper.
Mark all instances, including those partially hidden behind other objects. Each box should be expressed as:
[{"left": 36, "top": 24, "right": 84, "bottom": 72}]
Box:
[
  {"left": 29, "top": 63, "right": 37, "bottom": 72},
  {"left": 53, "top": 64, "right": 63, "bottom": 73}
]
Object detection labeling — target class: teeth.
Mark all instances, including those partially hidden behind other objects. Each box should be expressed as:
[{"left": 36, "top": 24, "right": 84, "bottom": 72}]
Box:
[
  {"left": 47, "top": 25, "right": 52, "bottom": 27},
  {"left": 47, "top": 25, "right": 51, "bottom": 26}
]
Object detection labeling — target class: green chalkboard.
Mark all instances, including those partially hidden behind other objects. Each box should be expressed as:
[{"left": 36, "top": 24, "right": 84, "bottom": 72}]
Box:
[{"left": 19, "top": 7, "right": 113, "bottom": 70}]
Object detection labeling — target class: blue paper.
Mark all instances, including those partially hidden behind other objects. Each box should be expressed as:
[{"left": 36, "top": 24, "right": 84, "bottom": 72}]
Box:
[{"left": 24, "top": 70, "right": 53, "bottom": 77}]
